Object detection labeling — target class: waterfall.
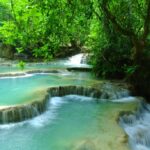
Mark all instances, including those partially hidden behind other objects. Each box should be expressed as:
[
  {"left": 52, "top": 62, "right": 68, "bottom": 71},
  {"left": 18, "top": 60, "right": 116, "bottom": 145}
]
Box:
[
  {"left": 68, "top": 53, "right": 86, "bottom": 65},
  {"left": 0, "top": 94, "right": 48, "bottom": 124},
  {"left": 120, "top": 100, "right": 150, "bottom": 150},
  {"left": 0, "top": 85, "right": 102, "bottom": 124},
  {"left": 66, "top": 53, "right": 90, "bottom": 67},
  {"left": 99, "top": 82, "right": 131, "bottom": 100},
  {"left": 47, "top": 86, "right": 102, "bottom": 98},
  {"left": 0, "top": 84, "right": 133, "bottom": 124}
]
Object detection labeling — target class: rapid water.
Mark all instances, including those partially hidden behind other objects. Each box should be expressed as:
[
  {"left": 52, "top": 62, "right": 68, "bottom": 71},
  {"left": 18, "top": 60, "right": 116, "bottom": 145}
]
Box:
[
  {"left": 66, "top": 53, "right": 89, "bottom": 67},
  {"left": 120, "top": 101, "right": 150, "bottom": 150},
  {"left": 0, "top": 95, "right": 137, "bottom": 150}
]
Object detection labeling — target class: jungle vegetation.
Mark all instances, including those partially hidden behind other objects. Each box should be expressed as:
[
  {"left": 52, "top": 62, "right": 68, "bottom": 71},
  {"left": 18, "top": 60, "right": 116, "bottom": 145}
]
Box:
[{"left": 0, "top": 0, "right": 149, "bottom": 99}]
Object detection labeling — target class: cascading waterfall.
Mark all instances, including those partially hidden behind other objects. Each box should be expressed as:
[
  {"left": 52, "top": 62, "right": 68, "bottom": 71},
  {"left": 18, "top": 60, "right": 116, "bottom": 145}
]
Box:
[
  {"left": 68, "top": 53, "right": 86, "bottom": 65},
  {"left": 66, "top": 53, "right": 90, "bottom": 67},
  {"left": 0, "top": 94, "right": 49, "bottom": 124},
  {"left": 0, "top": 54, "right": 148, "bottom": 150},
  {"left": 120, "top": 100, "right": 150, "bottom": 150},
  {"left": 97, "top": 82, "right": 132, "bottom": 100},
  {"left": 0, "top": 86, "right": 101, "bottom": 124},
  {"left": 0, "top": 84, "right": 132, "bottom": 124}
]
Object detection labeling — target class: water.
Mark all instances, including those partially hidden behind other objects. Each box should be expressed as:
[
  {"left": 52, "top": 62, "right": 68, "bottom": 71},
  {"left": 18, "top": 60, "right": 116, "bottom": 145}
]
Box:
[
  {"left": 0, "top": 95, "right": 137, "bottom": 150},
  {"left": 0, "top": 53, "right": 91, "bottom": 73},
  {"left": 0, "top": 53, "right": 94, "bottom": 105},
  {"left": 0, "top": 73, "right": 95, "bottom": 105},
  {"left": 0, "top": 53, "right": 145, "bottom": 150},
  {"left": 66, "top": 53, "right": 89, "bottom": 67},
  {"left": 120, "top": 101, "right": 150, "bottom": 150}
]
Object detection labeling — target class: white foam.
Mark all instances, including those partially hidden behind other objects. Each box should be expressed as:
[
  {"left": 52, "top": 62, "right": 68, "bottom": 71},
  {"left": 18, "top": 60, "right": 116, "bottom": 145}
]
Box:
[
  {"left": 28, "top": 109, "right": 57, "bottom": 128},
  {"left": 28, "top": 97, "right": 67, "bottom": 128},
  {"left": 132, "top": 144, "right": 150, "bottom": 150},
  {"left": 50, "top": 97, "right": 67, "bottom": 106},
  {"left": 0, "top": 74, "right": 34, "bottom": 79},
  {"left": 0, "top": 72, "right": 56, "bottom": 79},
  {"left": 0, "top": 120, "right": 27, "bottom": 130},
  {"left": 0, "top": 97, "right": 66, "bottom": 129},
  {"left": 65, "top": 53, "right": 90, "bottom": 67},
  {"left": 0, "top": 95, "right": 93, "bottom": 129},
  {"left": 111, "top": 96, "right": 138, "bottom": 103},
  {"left": 63, "top": 95, "right": 94, "bottom": 102},
  {"left": 69, "top": 54, "right": 85, "bottom": 65},
  {"left": 120, "top": 102, "right": 150, "bottom": 150}
]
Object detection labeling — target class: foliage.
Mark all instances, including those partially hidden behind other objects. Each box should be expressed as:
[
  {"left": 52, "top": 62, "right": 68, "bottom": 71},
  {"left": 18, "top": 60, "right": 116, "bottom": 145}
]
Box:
[
  {"left": 87, "top": 0, "right": 149, "bottom": 80},
  {"left": 124, "top": 65, "right": 138, "bottom": 75},
  {"left": 17, "top": 60, "right": 25, "bottom": 70},
  {"left": 0, "top": 0, "right": 92, "bottom": 59}
]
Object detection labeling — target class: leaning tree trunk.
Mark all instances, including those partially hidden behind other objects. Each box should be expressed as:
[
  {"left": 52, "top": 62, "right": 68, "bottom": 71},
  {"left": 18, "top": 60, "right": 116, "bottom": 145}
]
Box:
[
  {"left": 130, "top": 38, "right": 150, "bottom": 100},
  {"left": 132, "top": 38, "right": 145, "bottom": 65},
  {"left": 100, "top": 0, "right": 150, "bottom": 100}
]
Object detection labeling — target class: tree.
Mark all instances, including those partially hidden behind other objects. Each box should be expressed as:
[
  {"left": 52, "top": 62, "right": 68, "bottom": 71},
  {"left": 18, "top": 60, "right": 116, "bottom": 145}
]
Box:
[
  {"left": 89, "top": 0, "right": 132, "bottom": 78},
  {"left": 0, "top": 0, "right": 92, "bottom": 60},
  {"left": 98, "top": 0, "right": 150, "bottom": 99},
  {"left": 100, "top": 0, "right": 150, "bottom": 64}
]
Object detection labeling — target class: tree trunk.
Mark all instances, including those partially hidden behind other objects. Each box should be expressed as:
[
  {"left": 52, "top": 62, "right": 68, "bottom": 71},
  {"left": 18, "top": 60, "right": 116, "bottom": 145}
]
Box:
[{"left": 132, "top": 38, "right": 145, "bottom": 65}]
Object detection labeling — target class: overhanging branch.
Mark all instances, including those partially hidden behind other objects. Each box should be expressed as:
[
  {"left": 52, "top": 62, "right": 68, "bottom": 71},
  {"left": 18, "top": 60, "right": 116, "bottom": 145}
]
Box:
[
  {"left": 143, "top": 0, "right": 150, "bottom": 40},
  {"left": 101, "top": 0, "right": 136, "bottom": 38},
  {"left": 93, "top": 9, "right": 102, "bottom": 21}
]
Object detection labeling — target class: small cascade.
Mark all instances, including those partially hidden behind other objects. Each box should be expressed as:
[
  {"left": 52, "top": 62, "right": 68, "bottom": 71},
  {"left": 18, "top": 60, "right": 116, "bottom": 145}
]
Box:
[
  {"left": 48, "top": 86, "right": 102, "bottom": 98},
  {"left": 0, "top": 84, "right": 134, "bottom": 124},
  {"left": 120, "top": 100, "right": 150, "bottom": 150},
  {"left": 68, "top": 53, "right": 85, "bottom": 65},
  {"left": 0, "top": 86, "right": 102, "bottom": 124},
  {"left": 67, "top": 53, "right": 89, "bottom": 67},
  {"left": 0, "top": 94, "right": 48, "bottom": 124},
  {"left": 99, "top": 82, "right": 131, "bottom": 100}
]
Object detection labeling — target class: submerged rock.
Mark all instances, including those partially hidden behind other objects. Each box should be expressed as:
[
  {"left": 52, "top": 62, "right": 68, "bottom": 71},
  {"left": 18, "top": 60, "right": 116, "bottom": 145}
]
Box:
[{"left": 67, "top": 67, "right": 92, "bottom": 72}]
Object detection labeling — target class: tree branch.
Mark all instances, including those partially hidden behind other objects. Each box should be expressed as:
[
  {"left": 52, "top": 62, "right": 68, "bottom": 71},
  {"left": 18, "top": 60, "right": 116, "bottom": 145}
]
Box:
[
  {"left": 101, "top": 0, "right": 136, "bottom": 37},
  {"left": 93, "top": 9, "right": 101, "bottom": 21},
  {"left": 135, "top": 0, "right": 145, "bottom": 19},
  {"left": 143, "top": 0, "right": 150, "bottom": 40},
  {"left": 91, "top": 1, "right": 102, "bottom": 21}
]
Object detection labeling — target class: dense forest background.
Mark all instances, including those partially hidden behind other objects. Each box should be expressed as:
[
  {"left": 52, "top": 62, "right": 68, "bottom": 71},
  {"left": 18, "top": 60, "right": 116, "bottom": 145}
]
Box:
[{"left": 0, "top": 0, "right": 150, "bottom": 99}]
